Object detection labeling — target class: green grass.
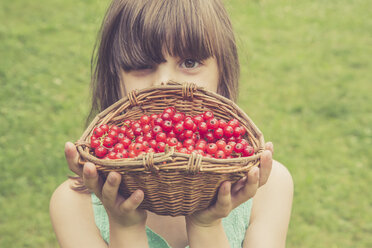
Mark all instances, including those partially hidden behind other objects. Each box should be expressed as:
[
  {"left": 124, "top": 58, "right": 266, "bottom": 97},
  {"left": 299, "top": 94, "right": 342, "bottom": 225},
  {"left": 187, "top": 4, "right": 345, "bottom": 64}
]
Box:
[{"left": 1, "top": 0, "right": 371, "bottom": 247}]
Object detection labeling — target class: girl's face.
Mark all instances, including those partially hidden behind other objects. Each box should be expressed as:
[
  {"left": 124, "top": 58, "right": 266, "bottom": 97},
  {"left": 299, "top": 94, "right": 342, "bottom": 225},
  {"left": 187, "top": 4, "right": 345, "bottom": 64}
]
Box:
[{"left": 120, "top": 53, "right": 219, "bottom": 95}]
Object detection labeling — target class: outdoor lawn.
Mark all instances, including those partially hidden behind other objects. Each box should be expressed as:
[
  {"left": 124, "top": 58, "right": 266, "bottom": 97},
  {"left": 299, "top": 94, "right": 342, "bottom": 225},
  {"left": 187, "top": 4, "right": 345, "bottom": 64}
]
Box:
[{"left": 0, "top": 0, "right": 371, "bottom": 247}]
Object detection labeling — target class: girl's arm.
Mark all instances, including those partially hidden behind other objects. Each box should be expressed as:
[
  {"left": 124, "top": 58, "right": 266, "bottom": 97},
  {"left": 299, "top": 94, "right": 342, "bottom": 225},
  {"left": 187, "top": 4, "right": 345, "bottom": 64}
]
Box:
[
  {"left": 50, "top": 179, "right": 149, "bottom": 248},
  {"left": 50, "top": 179, "right": 108, "bottom": 248},
  {"left": 50, "top": 142, "right": 149, "bottom": 248},
  {"left": 243, "top": 160, "right": 294, "bottom": 248},
  {"left": 185, "top": 143, "right": 274, "bottom": 248}
]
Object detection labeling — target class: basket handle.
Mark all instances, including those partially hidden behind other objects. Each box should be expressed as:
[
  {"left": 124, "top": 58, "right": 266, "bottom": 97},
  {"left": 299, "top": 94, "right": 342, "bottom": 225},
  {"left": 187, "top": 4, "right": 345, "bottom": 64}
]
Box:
[{"left": 163, "top": 80, "right": 198, "bottom": 100}]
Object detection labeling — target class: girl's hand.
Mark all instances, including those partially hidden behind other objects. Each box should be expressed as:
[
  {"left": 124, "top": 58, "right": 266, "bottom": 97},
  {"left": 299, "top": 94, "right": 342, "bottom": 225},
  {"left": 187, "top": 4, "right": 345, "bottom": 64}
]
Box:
[
  {"left": 83, "top": 163, "right": 147, "bottom": 228},
  {"left": 64, "top": 142, "right": 147, "bottom": 228},
  {"left": 186, "top": 142, "right": 274, "bottom": 227}
]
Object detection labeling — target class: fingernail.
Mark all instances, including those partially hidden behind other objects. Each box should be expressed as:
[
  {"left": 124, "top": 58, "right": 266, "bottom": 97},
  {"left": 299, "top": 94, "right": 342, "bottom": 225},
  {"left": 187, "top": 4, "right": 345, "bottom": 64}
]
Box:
[
  {"left": 107, "top": 173, "right": 116, "bottom": 184},
  {"left": 224, "top": 182, "right": 231, "bottom": 194},
  {"left": 133, "top": 190, "right": 143, "bottom": 202}
]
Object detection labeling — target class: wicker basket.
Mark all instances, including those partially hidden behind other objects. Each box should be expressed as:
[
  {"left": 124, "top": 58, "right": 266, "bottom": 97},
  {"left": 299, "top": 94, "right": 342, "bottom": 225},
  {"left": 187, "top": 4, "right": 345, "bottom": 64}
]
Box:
[{"left": 75, "top": 81, "right": 265, "bottom": 216}]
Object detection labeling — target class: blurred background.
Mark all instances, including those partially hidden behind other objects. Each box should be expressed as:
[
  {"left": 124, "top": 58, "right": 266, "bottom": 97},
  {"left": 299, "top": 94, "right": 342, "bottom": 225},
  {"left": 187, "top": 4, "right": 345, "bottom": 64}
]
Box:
[{"left": 0, "top": 0, "right": 371, "bottom": 247}]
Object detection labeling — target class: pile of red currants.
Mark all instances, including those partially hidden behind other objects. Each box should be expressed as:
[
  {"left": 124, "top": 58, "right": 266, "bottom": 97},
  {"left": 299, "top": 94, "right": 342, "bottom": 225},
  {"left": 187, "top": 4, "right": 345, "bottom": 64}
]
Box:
[{"left": 90, "top": 107, "right": 255, "bottom": 159}]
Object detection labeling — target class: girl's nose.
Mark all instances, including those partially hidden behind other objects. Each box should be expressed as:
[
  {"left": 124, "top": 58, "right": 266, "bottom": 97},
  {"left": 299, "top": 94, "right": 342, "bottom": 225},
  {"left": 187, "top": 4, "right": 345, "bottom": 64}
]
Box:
[{"left": 153, "top": 63, "right": 175, "bottom": 86}]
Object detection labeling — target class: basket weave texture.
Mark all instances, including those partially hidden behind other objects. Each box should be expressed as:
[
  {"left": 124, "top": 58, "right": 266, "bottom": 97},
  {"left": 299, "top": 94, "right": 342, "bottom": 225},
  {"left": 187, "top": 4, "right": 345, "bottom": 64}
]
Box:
[{"left": 76, "top": 81, "right": 265, "bottom": 216}]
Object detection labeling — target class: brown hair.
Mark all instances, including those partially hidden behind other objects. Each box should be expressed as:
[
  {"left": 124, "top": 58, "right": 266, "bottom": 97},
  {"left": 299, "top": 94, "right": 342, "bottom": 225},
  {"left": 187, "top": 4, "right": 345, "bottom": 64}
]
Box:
[
  {"left": 87, "top": 0, "right": 240, "bottom": 124},
  {"left": 72, "top": 0, "right": 240, "bottom": 192}
]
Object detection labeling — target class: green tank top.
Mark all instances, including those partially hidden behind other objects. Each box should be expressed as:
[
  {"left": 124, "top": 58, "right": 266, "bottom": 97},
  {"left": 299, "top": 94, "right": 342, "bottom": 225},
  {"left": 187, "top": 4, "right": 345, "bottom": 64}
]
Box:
[{"left": 91, "top": 194, "right": 252, "bottom": 248}]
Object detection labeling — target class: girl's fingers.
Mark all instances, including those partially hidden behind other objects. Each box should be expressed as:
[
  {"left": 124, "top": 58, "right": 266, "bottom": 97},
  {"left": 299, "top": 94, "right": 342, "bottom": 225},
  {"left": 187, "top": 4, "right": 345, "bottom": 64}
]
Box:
[
  {"left": 259, "top": 150, "right": 273, "bottom": 187},
  {"left": 232, "top": 167, "right": 259, "bottom": 208},
  {"left": 231, "top": 176, "right": 247, "bottom": 195},
  {"left": 101, "top": 172, "right": 121, "bottom": 208},
  {"left": 120, "top": 189, "right": 145, "bottom": 212},
  {"left": 265, "top": 142, "right": 274, "bottom": 155},
  {"left": 65, "top": 142, "right": 82, "bottom": 176},
  {"left": 82, "top": 162, "right": 102, "bottom": 198},
  {"left": 212, "top": 181, "right": 232, "bottom": 218}
]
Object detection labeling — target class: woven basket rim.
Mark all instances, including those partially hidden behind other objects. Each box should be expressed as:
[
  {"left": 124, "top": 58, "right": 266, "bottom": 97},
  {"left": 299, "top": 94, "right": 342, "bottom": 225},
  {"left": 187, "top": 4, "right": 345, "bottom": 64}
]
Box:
[{"left": 76, "top": 81, "right": 265, "bottom": 174}]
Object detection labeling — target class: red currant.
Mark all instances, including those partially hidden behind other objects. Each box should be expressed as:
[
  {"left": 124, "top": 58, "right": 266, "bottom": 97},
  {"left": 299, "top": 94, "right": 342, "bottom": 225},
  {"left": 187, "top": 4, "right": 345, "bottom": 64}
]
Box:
[
  {"left": 91, "top": 139, "right": 101, "bottom": 149},
  {"left": 234, "top": 143, "right": 244, "bottom": 153},
  {"left": 110, "top": 125, "right": 120, "bottom": 133},
  {"left": 223, "top": 145, "right": 233, "bottom": 156},
  {"left": 161, "top": 120, "right": 173, "bottom": 132},
  {"left": 193, "top": 115, "right": 204, "bottom": 125},
  {"left": 237, "top": 139, "right": 249, "bottom": 148},
  {"left": 176, "top": 141, "right": 183, "bottom": 150},
  {"left": 113, "top": 143, "right": 125, "bottom": 153},
  {"left": 156, "top": 142, "right": 166, "bottom": 152},
  {"left": 206, "top": 118, "right": 219, "bottom": 130},
  {"left": 213, "top": 127, "right": 224, "bottom": 139},
  {"left": 184, "top": 119, "right": 194, "bottom": 130},
  {"left": 183, "top": 138, "right": 195, "bottom": 147},
  {"left": 148, "top": 139, "right": 157, "bottom": 149},
  {"left": 152, "top": 125, "right": 163, "bottom": 135},
  {"left": 107, "top": 151, "right": 117, "bottom": 160},
  {"left": 128, "top": 150, "right": 137, "bottom": 158},
  {"left": 186, "top": 145, "right": 194, "bottom": 152},
  {"left": 123, "top": 120, "right": 132, "bottom": 128},
  {"left": 146, "top": 147, "right": 156, "bottom": 153},
  {"left": 100, "top": 124, "right": 109, "bottom": 133},
  {"left": 161, "top": 112, "right": 172, "bottom": 121},
  {"left": 120, "top": 137, "right": 131, "bottom": 148},
  {"left": 195, "top": 141, "right": 207, "bottom": 151},
  {"left": 233, "top": 126, "right": 242, "bottom": 138},
  {"left": 133, "top": 127, "right": 142, "bottom": 136},
  {"left": 203, "top": 111, "right": 214, "bottom": 121},
  {"left": 117, "top": 132, "right": 126, "bottom": 142},
  {"left": 95, "top": 146, "right": 107, "bottom": 158},
  {"left": 168, "top": 130, "right": 177, "bottom": 138},
  {"left": 215, "top": 150, "right": 226, "bottom": 159},
  {"left": 172, "top": 112, "right": 184, "bottom": 123},
  {"left": 218, "top": 119, "right": 227, "bottom": 129},
  {"left": 184, "top": 130, "right": 194, "bottom": 139},
  {"left": 215, "top": 140, "right": 227, "bottom": 151},
  {"left": 108, "top": 130, "right": 118, "bottom": 140},
  {"left": 223, "top": 125, "right": 234, "bottom": 138},
  {"left": 167, "top": 137, "right": 178, "bottom": 147},
  {"left": 228, "top": 119, "right": 239, "bottom": 129},
  {"left": 125, "top": 129, "right": 135, "bottom": 139},
  {"left": 133, "top": 143, "right": 144, "bottom": 154},
  {"left": 142, "top": 124, "right": 151, "bottom": 133},
  {"left": 206, "top": 143, "right": 218, "bottom": 155},
  {"left": 93, "top": 127, "right": 104, "bottom": 138},
  {"left": 204, "top": 132, "right": 215, "bottom": 143},
  {"left": 240, "top": 126, "right": 246, "bottom": 136},
  {"left": 116, "top": 151, "right": 128, "bottom": 159},
  {"left": 197, "top": 122, "right": 208, "bottom": 134},
  {"left": 156, "top": 132, "right": 167, "bottom": 142},
  {"left": 163, "top": 107, "right": 176, "bottom": 117},
  {"left": 242, "top": 146, "right": 254, "bottom": 156},
  {"left": 135, "top": 136, "right": 144, "bottom": 143},
  {"left": 140, "top": 115, "right": 150, "bottom": 125},
  {"left": 103, "top": 136, "right": 114, "bottom": 148},
  {"left": 154, "top": 117, "right": 163, "bottom": 126},
  {"left": 174, "top": 122, "right": 184, "bottom": 135},
  {"left": 143, "top": 132, "right": 153, "bottom": 141}
]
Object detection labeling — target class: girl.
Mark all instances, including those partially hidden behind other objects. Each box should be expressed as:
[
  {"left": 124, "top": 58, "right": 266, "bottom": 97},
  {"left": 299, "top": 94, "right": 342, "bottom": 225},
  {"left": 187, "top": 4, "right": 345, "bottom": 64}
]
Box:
[{"left": 50, "top": 0, "right": 293, "bottom": 247}]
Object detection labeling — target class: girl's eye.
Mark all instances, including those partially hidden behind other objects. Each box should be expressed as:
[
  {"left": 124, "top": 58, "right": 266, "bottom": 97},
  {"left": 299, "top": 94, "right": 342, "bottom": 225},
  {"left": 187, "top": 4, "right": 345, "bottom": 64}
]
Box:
[{"left": 181, "top": 59, "right": 200, "bottom": 69}]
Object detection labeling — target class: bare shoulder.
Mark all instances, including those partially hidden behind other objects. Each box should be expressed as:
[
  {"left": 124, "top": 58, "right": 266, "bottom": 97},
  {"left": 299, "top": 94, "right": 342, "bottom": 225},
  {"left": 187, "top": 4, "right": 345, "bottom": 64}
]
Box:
[
  {"left": 243, "top": 160, "right": 294, "bottom": 248},
  {"left": 50, "top": 179, "right": 107, "bottom": 247}
]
